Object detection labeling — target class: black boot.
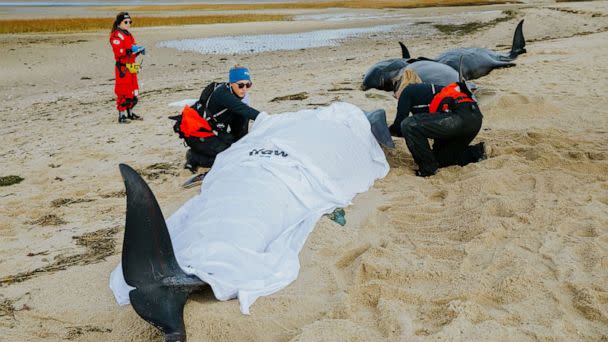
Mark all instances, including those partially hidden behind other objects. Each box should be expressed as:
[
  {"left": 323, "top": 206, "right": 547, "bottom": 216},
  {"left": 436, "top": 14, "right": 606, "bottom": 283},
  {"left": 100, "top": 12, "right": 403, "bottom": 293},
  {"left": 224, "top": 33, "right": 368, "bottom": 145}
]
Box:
[
  {"left": 127, "top": 109, "right": 143, "bottom": 121},
  {"left": 415, "top": 169, "right": 435, "bottom": 177},
  {"left": 118, "top": 111, "right": 130, "bottom": 124},
  {"left": 184, "top": 150, "right": 198, "bottom": 174}
]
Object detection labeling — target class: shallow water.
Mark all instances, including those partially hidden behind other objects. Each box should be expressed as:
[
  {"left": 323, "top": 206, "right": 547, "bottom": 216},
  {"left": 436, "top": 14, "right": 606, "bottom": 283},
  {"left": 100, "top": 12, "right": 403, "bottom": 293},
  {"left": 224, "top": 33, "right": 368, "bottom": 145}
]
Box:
[
  {"left": 156, "top": 9, "right": 504, "bottom": 55},
  {"left": 158, "top": 24, "right": 400, "bottom": 55},
  {"left": 294, "top": 12, "right": 413, "bottom": 22}
]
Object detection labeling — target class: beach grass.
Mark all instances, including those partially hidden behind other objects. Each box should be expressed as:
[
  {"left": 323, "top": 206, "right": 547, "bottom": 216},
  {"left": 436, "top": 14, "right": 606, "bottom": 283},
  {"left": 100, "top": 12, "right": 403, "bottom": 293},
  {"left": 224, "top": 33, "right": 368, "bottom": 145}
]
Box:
[
  {"left": 0, "top": 14, "right": 291, "bottom": 34},
  {"left": 106, "top": 0, "right": 509, "bottom": 12}
]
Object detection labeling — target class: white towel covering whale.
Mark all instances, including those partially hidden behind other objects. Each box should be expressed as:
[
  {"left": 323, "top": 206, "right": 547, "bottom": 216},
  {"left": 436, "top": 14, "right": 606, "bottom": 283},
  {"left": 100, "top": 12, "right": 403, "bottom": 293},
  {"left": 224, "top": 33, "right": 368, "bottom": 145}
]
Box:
[{"left": 110, "top": 102, "right": 389, "bottom": 314}]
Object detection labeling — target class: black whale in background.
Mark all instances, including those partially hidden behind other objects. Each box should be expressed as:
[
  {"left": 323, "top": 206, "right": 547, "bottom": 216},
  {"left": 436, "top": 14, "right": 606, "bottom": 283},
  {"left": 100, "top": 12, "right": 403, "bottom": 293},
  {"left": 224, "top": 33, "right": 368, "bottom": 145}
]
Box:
[
  {"left": 361, "top": 19, "right": 526, "bottom": 91},
  {"left": 361, "top": 42, "right": 460, "bottom": 92},
  {"left": 435, "top": 19, "right": 526, "bottom": 80}
]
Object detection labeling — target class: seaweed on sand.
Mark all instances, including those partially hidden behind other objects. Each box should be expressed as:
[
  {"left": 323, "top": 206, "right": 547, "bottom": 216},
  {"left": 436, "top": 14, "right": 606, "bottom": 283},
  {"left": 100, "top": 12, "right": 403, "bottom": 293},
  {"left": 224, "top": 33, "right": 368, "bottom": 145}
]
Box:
[
  {"left": 271, "top": 92, "right": 309, "bottom": 102},
  {"left": 0, "top": 175, "right": 23, "bottom": 187},
  {"left": 27, "top": 214, "right": 67, "bottom": 226},
  {"left": 51, "top": 198, "right": 95, "bottom": 208},
  {"left": 0, "top": 226, "right": 121, "bottom": 286},
  {"left": 433, "top": 10, "right": 517, "bottom": 35}
]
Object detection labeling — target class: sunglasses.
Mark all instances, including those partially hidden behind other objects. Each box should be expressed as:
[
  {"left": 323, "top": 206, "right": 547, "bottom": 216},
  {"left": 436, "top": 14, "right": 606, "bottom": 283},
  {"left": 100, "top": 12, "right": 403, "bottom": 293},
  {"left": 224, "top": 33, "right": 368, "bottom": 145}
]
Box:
[
  {"left": 235, "top": 82, "right": 252, "bottom": 89},
  {"left": 123, "top": 20, "right": 132, "bottom": 24}
]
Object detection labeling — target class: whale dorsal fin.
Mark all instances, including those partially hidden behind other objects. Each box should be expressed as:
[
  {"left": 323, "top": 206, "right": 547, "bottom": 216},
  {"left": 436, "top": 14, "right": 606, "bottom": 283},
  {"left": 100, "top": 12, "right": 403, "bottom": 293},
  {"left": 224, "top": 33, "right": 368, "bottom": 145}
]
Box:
[
  {"left": 399, "top": 42, "right": 410, "bottom": 59},
  {"left": 119, "top": 163, "right": 207, "bottom": 342},
  {"left": 510, "top": 19, "right": 526, "bottom": 57},
  {"left": 458, "top": 56, "right": 474, "bottom": 95},
  {"left": 458, "top": 56, "right": 465, "bottom": 83}
]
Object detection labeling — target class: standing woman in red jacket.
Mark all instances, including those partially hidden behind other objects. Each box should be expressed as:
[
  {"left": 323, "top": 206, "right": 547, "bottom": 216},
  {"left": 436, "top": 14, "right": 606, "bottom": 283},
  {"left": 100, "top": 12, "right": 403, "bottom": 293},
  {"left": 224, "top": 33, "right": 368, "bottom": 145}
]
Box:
[{"left": 110, "top": 12, "right": 144, "bottom": 123}]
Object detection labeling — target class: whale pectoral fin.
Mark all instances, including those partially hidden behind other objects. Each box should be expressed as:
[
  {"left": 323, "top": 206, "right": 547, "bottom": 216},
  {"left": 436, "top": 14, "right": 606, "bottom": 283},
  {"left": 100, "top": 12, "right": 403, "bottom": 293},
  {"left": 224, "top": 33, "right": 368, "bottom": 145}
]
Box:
[
  {"left": 399, "top": 41, "right": 410, "bottom": 59},
  {"left": 130, "top": 286, "right": 190, "bottom": 342},
  {"left": 365, "top": 109, "right": 395, "bottom": 149},
  {"left": 490, "top": 60, "right": 517, "bottom": 69}
]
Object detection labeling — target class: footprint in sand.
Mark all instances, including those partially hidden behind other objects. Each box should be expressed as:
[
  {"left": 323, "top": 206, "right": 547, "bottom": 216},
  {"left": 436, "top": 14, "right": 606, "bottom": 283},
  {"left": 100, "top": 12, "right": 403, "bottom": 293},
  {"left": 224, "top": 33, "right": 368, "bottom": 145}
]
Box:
[
  {"left": 568, "top": 284, "right": 608, "bottom": 323},
  {"left": 336, "top": 243, "right": 371, "bottom": 269}
]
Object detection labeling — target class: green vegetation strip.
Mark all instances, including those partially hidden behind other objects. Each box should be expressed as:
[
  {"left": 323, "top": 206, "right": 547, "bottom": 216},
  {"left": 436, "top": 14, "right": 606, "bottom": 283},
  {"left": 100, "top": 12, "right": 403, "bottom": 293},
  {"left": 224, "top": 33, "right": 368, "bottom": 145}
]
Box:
[
  {"left": 0, "top": 14, "right": 291, "bottom": 34},
  {"left": 105, "top": 0, "right": 509, "bottom": 12}
]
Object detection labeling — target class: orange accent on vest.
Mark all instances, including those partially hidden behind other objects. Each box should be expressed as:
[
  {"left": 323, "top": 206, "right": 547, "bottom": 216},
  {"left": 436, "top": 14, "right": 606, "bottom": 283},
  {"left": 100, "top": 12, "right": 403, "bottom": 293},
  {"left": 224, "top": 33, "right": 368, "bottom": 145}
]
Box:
[
  {"left": 179, "top": 106, "right": 216, "bottom": 138},
  {"left": 429, "top": 83, "right": 475, "bottom": 113}
]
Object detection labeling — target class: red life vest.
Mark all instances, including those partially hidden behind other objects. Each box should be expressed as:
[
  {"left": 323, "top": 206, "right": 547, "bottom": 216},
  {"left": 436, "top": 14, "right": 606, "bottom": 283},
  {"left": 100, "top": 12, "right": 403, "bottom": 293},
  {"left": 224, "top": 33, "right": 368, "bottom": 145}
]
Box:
[
  {"left": 429, "top": 82, "right": 475, "bottom": 113},
  {"left": 179, "top": 106, "right": 216, "bottom": 139}
]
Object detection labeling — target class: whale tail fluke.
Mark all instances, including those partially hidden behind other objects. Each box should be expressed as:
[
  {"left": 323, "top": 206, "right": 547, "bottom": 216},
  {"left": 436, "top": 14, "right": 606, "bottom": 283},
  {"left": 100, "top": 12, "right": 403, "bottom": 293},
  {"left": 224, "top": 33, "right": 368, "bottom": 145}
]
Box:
[
  {"left": 399, "top": 41, "right": 410, "bottom": 59},
  {"left": 119, "top": 163, "right": 208, "bottom": 342},
  {"left": 510, "top": 19, "right": 526, "bottom": 58},
  {"left": 130, "top": 287, "right": 190, "bottom": 342}
]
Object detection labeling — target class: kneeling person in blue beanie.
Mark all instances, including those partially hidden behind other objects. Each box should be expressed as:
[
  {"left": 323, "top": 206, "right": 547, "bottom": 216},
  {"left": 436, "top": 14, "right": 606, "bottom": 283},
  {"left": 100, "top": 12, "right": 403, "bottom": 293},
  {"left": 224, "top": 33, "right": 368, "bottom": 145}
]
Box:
[{"left": 178, "top": 65, "right": 260, "bottom": 172}]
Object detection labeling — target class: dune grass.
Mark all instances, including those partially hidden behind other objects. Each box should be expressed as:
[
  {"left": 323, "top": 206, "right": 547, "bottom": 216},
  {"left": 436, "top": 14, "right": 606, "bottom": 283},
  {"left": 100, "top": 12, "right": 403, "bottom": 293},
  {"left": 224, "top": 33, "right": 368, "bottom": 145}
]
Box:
[
  {"left": 106, "top": 0, "right": 509, "bottom": 12},
  {"left": 0, "top": 14, "right": 291, "bottom": 34}
]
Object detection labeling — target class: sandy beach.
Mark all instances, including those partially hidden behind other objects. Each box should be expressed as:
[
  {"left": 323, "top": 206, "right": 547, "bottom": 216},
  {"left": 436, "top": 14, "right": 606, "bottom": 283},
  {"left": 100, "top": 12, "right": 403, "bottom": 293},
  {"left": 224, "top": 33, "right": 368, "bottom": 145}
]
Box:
[{"left": 1, "top": 1, "right": 608, "bottom": 341}]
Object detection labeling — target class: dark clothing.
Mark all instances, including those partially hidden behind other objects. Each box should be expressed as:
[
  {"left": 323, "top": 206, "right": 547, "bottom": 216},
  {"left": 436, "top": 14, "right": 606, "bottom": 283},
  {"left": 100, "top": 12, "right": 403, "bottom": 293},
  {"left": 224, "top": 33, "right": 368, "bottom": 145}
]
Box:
[
  {"left": 394, "top": 82, "right": 484, "bottom": 176},
  {"left": 206, "top": 83, "right": 259, "bottom": 138},
  {"left": 390, "top": 83, "right": 444, "bottom": 137},
  {"left": 185, "top": 83, "right": 259, "bottom": 171},
  {"left": 185, "top": 135, "right": 232, "bottom": 168},
  {"left": 401, "top": 102, "right": 483, "bottom": 175}
]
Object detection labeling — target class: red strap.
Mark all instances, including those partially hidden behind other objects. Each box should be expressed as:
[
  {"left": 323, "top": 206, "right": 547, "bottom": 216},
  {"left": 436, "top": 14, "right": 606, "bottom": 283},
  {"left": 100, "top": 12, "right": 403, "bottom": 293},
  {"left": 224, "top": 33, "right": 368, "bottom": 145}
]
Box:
[{"left": 429, "top": 83, "right": 474, "bottom": 113}]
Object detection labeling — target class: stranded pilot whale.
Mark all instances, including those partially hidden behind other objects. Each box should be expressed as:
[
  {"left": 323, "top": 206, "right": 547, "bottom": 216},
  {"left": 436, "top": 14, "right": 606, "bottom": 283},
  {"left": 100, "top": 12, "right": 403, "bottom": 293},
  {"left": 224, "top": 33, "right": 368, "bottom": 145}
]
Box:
[
  {"left": 114, "top": 109, "right": 394, "bottom": 341},
  {"left": 361, "top": 43, "right": 460, "bottom": 92},
  {"left": 435, "top": 19, "right": 526, "bottom": 80}
]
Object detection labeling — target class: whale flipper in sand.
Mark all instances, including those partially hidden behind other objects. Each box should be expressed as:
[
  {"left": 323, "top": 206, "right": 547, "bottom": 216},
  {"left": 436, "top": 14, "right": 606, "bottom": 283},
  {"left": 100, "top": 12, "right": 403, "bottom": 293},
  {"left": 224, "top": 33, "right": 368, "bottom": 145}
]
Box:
[
  {"left": 365, "top": 109, "right": 395, "bottom": 149},
  {"left": 119, "top": 163, "right": 208, "bottom": 342}
]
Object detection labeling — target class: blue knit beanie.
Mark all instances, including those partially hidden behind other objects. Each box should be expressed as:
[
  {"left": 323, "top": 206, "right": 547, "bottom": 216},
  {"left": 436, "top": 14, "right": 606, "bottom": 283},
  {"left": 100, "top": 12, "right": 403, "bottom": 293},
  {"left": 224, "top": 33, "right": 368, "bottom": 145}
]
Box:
[{"left": 229, "top": 66, "right": 251, "bottom": 83}]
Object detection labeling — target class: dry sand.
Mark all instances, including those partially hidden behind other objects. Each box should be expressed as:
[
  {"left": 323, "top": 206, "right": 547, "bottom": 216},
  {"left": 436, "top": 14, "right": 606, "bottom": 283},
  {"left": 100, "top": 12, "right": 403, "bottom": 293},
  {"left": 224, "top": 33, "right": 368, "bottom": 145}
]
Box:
[{"left": 1, "top": 1, "right": 608, "bottom": 341}]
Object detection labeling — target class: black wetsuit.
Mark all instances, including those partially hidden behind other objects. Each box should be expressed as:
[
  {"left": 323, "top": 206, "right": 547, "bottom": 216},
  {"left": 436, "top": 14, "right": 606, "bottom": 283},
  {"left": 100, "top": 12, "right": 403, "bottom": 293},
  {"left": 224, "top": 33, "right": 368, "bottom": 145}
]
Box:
[
  {"left": 395, "top": 83, "right": 484, "bottom": 176},
  {"left": 390, "top": 83, "right": 443, "bottom": 137},
  {"left": 185, "top": 83, "right": 260, "bottom": 169}
]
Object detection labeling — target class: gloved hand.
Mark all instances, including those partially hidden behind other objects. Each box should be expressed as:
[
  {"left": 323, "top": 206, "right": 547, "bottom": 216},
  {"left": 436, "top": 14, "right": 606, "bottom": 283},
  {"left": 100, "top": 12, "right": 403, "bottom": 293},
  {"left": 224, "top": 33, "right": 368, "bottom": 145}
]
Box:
[{"left": 131, "top": 45, "right": 146, "bottom": 55}]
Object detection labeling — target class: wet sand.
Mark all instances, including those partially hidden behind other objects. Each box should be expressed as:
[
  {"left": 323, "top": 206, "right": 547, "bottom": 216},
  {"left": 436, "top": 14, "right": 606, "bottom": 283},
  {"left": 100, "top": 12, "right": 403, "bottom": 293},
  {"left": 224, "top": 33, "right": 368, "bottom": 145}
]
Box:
[{"left": 1, "top": 1, "right": 608, "bottom": 341}]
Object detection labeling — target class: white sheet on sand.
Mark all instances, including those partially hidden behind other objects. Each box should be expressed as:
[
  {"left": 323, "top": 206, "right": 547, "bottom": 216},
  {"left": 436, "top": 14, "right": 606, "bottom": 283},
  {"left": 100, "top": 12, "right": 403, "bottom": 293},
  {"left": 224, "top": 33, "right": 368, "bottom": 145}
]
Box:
[
  {"left": 168, "top": 93, "right": 250, "bottom": 107},
  {"left": 168, "top": 99, "right": 197, "bottom": 107},
  {"left": 109, "top": 102, "right": 389, "bottom": 314}
]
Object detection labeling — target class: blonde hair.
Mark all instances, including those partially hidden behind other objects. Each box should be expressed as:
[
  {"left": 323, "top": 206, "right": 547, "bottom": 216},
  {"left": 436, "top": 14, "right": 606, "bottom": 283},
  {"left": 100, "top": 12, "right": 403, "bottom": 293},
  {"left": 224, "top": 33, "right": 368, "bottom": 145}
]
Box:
[{"left": 395, "top": 69, "right": 422, "bottom": 96}]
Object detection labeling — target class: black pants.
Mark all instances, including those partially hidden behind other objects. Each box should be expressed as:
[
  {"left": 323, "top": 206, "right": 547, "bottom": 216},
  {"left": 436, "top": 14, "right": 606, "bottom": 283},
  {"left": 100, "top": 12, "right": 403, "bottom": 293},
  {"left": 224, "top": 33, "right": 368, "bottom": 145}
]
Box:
[
  {"left": 401, "top": 103, "right": 484, "bottom": 175},
  {"left": 185, "top": 135, "right": 233, "bottom": 168},
  {"left": 391, "top": 83, "right": 439, "bottom": 136}
]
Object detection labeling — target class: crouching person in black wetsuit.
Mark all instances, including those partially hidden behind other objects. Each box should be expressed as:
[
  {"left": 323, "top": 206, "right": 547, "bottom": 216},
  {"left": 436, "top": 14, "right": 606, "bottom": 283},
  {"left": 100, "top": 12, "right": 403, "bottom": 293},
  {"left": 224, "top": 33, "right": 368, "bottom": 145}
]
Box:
[
  {"left": 177, "top": 65, "right": 260, "bottom": 172},
  {"left": 390, "top": 80, "right": 486, "bottom": 177}
]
